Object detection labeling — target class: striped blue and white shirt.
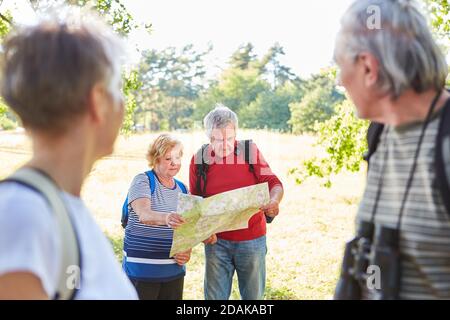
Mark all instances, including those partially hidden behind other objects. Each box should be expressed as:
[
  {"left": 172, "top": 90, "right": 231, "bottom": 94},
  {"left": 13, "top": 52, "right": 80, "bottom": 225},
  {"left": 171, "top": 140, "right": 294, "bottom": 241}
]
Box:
[{"left": 123, "top": 173, "right": 188, "bottom": 282}]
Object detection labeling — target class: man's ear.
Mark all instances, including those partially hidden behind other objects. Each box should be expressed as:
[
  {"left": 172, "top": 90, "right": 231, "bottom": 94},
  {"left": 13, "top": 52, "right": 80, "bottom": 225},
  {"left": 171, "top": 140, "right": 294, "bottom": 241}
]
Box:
[
  {"left": 358, "top": 52, "right": 379, "bottom": 88},
  {"left": 86, "top": 83, "right": 108, "bottom": 125}
]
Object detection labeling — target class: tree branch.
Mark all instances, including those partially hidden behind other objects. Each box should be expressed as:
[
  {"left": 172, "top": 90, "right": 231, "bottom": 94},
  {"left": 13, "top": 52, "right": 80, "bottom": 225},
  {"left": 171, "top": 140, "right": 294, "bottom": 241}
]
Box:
[{"left": 0, "top": 12, "right": 12, "bottom": 25}]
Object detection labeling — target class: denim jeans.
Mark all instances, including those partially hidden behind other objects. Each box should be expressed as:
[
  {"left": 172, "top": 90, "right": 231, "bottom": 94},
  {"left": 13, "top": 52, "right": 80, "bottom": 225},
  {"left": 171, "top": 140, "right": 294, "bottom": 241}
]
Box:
[{"left": 204, "top": 235, "right": 267, "bottom": 300}]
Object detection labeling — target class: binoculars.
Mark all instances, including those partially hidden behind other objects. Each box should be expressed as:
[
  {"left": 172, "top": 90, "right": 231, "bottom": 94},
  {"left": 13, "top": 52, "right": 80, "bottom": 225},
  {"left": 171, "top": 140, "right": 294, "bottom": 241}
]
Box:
[{"left": 334, "top": 220, "right": 401, "bottom": 300}]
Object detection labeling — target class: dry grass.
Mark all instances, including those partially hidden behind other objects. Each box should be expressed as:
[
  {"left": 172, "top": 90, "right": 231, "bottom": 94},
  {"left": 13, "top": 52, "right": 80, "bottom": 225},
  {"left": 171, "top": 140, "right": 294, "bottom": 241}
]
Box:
[{"left": 0, "top": 129, "right": 365, "bottom": 299}]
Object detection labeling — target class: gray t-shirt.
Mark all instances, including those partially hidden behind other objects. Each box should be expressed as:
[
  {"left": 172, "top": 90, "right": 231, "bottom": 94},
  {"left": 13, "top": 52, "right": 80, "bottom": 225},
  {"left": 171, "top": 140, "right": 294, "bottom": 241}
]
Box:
[{"left": 357, "top": 110, "right": 450, "bottom": 299}]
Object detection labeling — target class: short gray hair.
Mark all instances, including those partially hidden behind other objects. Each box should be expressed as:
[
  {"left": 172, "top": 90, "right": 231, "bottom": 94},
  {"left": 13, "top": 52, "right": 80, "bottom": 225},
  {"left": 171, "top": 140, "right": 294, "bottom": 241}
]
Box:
[
  {"left": 203, "top": 104, "right": 238, "bottom": 138},
  {"left": 335, "top": 0, "right": 448, "bottom": 99}
]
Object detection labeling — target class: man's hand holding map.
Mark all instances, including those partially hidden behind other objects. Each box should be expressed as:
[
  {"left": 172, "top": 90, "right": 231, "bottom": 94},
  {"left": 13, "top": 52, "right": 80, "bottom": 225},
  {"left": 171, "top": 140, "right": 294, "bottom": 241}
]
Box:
[{"left": 170, "top": 182, "right": 270, "bottom": 257}]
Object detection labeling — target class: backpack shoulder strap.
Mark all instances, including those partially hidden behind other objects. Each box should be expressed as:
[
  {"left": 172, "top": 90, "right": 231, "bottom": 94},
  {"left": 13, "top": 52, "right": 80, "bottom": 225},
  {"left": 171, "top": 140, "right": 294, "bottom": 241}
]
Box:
[
  {"left": 2, "top": 168, "right": 80, "bottom": 300},
  {"left": 174, "top": 179, "right": 188, "bottom": 194},
  {"left": 122, "top": 171, "right": 155, "bottom": 228},
  {"left": 245, "top": 139, "right": 255, "bottom": 172},
  {"left": 364, "top": 122, "right": 385, "bottom": 168},
  {"left": 435, "top": 96, "right": 450, "bottom": 215},
  {"left": 194, "top": 144, "right": 209, "bottom": 197},
  {"left": 145, "top": 170, "right": 156, "bottom": 194},
  {"left": 236, "top": 140, "right": 255, "bottom": 172}
]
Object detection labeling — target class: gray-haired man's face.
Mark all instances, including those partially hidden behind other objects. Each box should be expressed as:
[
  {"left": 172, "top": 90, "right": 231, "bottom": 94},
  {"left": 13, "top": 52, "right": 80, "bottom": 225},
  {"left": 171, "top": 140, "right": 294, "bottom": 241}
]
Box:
[{"left": 210, "top": 123, "right": 236, "bottom": 158}]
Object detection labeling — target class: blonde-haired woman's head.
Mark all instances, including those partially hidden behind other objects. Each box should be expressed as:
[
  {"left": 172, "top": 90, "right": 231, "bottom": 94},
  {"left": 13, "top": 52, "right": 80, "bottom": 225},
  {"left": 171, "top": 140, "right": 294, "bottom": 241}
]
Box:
[{"left": 147, "top": 134, "right": 183, "bottom": 178}]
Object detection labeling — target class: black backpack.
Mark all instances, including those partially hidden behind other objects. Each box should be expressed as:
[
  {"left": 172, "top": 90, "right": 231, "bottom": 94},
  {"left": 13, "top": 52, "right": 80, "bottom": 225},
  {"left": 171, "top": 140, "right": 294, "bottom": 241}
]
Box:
[
  {"left": 364, "top": 96, "right": 450, "bottom": 215},
  {"left": 194, "top": 139, "right": 253, "bottom": 196},
  {"left": 194, "top": 140, "right": 274, "bottom": 223}
]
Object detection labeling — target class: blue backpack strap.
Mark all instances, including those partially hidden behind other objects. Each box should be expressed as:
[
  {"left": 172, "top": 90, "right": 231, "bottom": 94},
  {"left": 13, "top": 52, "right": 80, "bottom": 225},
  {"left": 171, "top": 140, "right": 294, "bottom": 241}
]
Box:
[
  {"left": 147, "top": 169, "right": 187, "bottom": 194},
  {"left": 121, "top": 197, "right": 129, "bottom": 228},
  {"left": 122, "top": 170, "right": 157, "bottom": 228},
  {"left": 174, "top": 179, "right": 188, "bottom": 194},
  {"left": 145, "top": 170, "right": 156, "bottom": 194}
]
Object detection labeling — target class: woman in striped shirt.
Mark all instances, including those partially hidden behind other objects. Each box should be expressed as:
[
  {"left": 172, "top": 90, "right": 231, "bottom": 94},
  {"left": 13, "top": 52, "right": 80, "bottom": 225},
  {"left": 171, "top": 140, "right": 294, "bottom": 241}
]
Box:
[{"left": 122, "top": 134, "right": 191, "bottom": 300}]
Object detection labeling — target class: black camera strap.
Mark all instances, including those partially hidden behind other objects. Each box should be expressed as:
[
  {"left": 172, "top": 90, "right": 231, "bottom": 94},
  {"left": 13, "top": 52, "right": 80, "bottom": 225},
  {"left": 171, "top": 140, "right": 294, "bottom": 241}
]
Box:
[
  {"left": 368, "top": 126, "right": 390, "bottom": 223},
  {"left": 396, "top": 90, "right": 442, "bottom": 231}
]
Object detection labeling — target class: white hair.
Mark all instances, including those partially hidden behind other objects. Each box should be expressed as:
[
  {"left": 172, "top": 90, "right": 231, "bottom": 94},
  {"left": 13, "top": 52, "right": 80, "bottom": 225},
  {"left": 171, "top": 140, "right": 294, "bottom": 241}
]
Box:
[
  {"left": 335, "top": 0, "right": 448, "bottom": 99},
  {"left": 203, "top": 104, "right": 239, "bottom": 138},
  {"left": 0, "top": 6, "right": 126, "bottom": 133},
  {"left": 38, "top": 5, "right": 125, "bottom": 104}
]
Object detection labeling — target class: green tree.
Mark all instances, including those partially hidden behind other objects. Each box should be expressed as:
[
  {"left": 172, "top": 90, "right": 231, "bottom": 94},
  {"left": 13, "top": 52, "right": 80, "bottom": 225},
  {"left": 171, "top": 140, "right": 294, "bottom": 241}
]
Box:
[
  {"left": 194, "top": 42, "right": 306, "bottom": 128},
  {"left": 288, "top": 68, "right": 344, "bottom": 134},
  {"left": 239, "top": 81, "right": 302, "bottom": 131},
  {"left": 258, "top": 42, "right": 302, "bottom": 89},
  {"left": 291, "top": 0, "right": 449, "bottom": 186},
  {"left": 136, "top": 44, "right": 210, "bottom": 130},
  {"left": 236, "top": 43, "right": 304, "bottom": 131},
  {"left": 0, "top": 10, "right": 12, "bottom": 122},
  {"left": 122, "top": 69, "right": 142, "bottom": 134},
  {"left": 426, "top": 0, "right": 450, "bottom": 49},
  {"left": 28, "top": 0, "right": 141, "bottom": 36},
  {"left": 229, "top": 43, "right": 258, "bottom": 70},
  {"left": 289, "top": 99, "right": 369, "bottom": 187},
  {"left": 0, "top": 101, "right": 8, "bottom": 129},
  {"left": 0, "top": 11, "right": 11, "bottom": 38},
  {"left": 193, "top": 67, "right": 270, "bottom": 122},
  {"left": 0, "top": 0, "right": 145, "bottom": 133}
]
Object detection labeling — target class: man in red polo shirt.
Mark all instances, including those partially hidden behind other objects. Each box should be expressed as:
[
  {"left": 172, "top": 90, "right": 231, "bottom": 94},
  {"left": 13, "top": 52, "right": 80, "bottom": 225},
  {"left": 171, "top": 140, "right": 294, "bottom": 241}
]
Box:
[{"left": 189, "top": 104, "right": 284, "bottom": 300}]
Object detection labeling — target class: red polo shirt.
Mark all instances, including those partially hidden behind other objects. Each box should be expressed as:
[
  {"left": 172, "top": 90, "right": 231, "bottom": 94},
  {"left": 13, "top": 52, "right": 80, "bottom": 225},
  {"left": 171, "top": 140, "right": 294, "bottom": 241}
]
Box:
[{"left": 189, "top": 141, "right": 283, "bottom": 241}]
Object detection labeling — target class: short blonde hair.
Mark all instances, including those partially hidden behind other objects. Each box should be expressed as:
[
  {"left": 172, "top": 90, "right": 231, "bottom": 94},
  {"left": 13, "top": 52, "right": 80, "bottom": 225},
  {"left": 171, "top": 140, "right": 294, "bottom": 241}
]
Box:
[{"left": 146, "top": 134, "right": 183, "bottom": 168}]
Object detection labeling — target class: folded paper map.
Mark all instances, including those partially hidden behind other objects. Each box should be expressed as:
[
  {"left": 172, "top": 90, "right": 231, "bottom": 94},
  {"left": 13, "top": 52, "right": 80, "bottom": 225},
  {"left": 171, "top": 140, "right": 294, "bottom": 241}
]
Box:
[{"left": 170, "top": 182, "right": 270, "bottom": 257}]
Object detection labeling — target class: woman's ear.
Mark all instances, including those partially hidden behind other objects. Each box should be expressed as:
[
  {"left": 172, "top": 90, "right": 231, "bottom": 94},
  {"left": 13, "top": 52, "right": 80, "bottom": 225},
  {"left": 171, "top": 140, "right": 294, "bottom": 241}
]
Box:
[{"left": 86, "top": 83, "right": 108, "bottom": 125}]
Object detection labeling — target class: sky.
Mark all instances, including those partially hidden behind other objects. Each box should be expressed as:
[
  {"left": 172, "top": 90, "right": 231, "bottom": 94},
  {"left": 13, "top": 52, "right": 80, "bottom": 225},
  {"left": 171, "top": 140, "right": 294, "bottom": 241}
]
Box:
[
  {"left": 1, "top": 0, "right": 448, "bottom": 80},
  {"left": 124, "top": 0, "right": 355, "bottom": 78}
]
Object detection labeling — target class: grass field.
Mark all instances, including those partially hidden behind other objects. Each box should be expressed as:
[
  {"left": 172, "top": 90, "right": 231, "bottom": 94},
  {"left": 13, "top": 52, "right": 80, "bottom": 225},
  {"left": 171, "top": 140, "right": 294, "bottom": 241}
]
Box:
[{"left": 0, "top": 129, "right": 366, "bottom": 299}]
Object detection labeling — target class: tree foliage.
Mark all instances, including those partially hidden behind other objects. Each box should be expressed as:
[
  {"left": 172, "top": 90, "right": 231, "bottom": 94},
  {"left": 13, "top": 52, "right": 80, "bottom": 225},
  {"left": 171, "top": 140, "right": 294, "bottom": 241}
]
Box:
[
  {"left": 0, "top": 11, "right": 12, "bottom": 121},
  {"left": 239, "top": 82, "right": 302, "bottom": 131},
  {"left": 0, "top": 0, "right": 144, "bottom": 132},
  {"left": 121, "top": 69, "right": 142, "bottom": 134},
  {"left": 289, "top": 69, "right": 344, "bottom": 134},
  {"left": 258, "top": 42, "right": 302, "bottom": 89},
  {"left": 425, "top": 0, "right": 450, "bottom": 48},
  {"left": 290, "top": 0, "right": 449, "bottom": 187},
  {"left": 193, "top": 42, "right": 304, "bottom": 131},
  {"left": 289, "top": 99, "right": 369, "bottom": 187},
  {"left": 229, "top": 43, "right": 258, "bottom": 71},
  {"left": 135, "top": 45, "right": 211, "bottom": 130}
]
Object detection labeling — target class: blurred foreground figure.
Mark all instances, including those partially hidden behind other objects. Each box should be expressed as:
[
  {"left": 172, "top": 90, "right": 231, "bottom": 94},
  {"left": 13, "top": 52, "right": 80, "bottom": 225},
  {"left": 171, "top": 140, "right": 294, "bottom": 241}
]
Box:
[
  {"left": 0, "top": 10, "right": 137, "bottom": 299},
  {"left": 334, "top": 0, "right": 450, "bottom": 299}
]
